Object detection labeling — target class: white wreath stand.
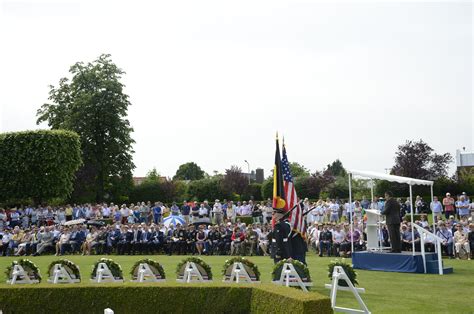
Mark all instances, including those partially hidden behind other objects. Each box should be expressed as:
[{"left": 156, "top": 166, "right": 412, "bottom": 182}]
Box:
[
  {"left": 325, "top": 266, "right": 370, "bottom": 314},
  {"left": 223, "top": 262, "right": 260, "bottom": 284},
  {"left": 47, "top": 264, "right": 80, "bottom": 284},
  {"left": 131, "top": 263, "right": 165, "bottom": 283},
  {"left": 91, "top": 263, "right": 123, "bottom": 283},
  {"left": 7, "top": 265, "right": 39, "bottom": 284},
  {"left": 272, "top": 262, "right": 312, "bottom": 292},
  {"left": 176, "top": 262, "right": 211, "bottom": 283}
]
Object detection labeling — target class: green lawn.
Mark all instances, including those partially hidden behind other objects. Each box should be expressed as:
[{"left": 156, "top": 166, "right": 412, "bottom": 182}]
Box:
[{"left": 0, "top": 253, "right": 472, "bottom": 313}]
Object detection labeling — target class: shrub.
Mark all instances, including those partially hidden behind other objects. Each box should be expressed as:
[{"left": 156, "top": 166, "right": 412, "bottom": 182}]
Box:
[
  {"left": 261, "top": 178, "right": 273, "bottom": 200},
  {"left": 0, "top": 130, "right": 82, "bottom": 204},
  {"left": 403, "top": 214, "right": 426, "bottom": 222},
  {"left": 236, "top": 216, "right": 253, "bottom": 225},
  {"left": 0, "top": 284, "right": 332, "bottom": 314},
  {"left": 327, "top": 258, "right": 358, "bottom": 287}
]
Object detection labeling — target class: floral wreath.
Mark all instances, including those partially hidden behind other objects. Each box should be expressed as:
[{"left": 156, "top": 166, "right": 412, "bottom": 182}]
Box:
[
  {"left": 272, "top": 259, "right": 311, "bottom": 283},
  {"left": 5, "top": 259, "right": 41, "bottom": 283},
  {"left": 90, "top": 258, "right": 123, "bottom": 280},
  {"left": 222, "top": 257, "right": 260, "bottom": 281},
  {"left": 176, "top": 257, "right": 212, "bottom": 280},
  {"left": 47, "top": 259, "right": 81, "bottom": 280},
  {"left": 328, "top": 258, "right": 358, "bottom": 287},
  {"left": 130, "top": 259, "right": 166, "bottom": 280}
]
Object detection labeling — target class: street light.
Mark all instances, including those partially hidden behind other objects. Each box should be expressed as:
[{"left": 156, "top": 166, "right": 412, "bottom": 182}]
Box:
[{"left": 244, "top": 160, "right": 250, "bottom": 184}]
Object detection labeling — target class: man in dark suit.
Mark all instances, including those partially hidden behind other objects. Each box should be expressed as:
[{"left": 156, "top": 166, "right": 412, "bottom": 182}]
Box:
[{"left": 382, "top": 191, "right": 402, "bottom": 253}]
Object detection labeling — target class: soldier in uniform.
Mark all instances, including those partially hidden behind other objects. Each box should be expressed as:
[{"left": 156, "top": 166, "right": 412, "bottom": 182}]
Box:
[
  {"left": 291, "top": 231, "right": 307, "bottom": 265},
  {"left": 272, "top": 208, "right": 292, "bottom": 263}
]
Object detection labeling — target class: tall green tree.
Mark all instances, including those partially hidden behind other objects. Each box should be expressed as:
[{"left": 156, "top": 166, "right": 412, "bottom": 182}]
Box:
[
  {"left": 326, "top": 159, "right": 346, "bottom": 177},
  {"left": 0, "top": 130, "right": 82, "bottom": 204},
  {"left": 289, "top": 162, "right": 310, "bottom": 178},
  {"left": 36, "top": 54, "right": 135, "bottom": 202},
  {"left": 173, "top": 162, "right": 206, "bottom": 181}
]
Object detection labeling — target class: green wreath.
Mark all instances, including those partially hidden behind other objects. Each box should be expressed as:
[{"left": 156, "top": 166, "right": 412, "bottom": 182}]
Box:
[
  {"left": 328, "top": 258, "right": 358, "bottom": 287},
  {"left": 222, "top": 257, "right": 260, "bottom": 281},
  {"left": 91, "top": 258, "right": 123, "bottom": 280},
  {"left": 5, "top": 259, "right": 41, "bottom": 283},
  {"left": 272, "top": 259, "right": 311, "bottom": 283},
  {"left": 176, "top": 257, "right": 212, "bottom": 280},
  {"left": 130, "top": 259, "right": 166, "bottom": 280},
  {"left": 47, "top": 259, "right": 81, "bottom": 280}
]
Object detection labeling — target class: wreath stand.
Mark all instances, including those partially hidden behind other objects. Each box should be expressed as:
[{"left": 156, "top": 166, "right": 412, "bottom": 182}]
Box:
[
  {"left": 272, "top": 262, "right": 312, "bottom": 292},
  {"left": 131, "top": 263, "right": 165, "bottom": 283},
  {"left": 48, "top": 264, "right": 80, "bottom": 284},
  {"left": 91, "top": 263, "right": 123, "bottom": 283},
  {"left": 223, "top": 262, "right": 259, "bottom": 284},
  {"left": 7, "top": 264, "right": 39, "bottom": 285},
  {"left": 325, "top": 266, "right": 370, "bottom": 314},
  {"left": 176, "top": 262, "right": 211, "bottom": 283}
]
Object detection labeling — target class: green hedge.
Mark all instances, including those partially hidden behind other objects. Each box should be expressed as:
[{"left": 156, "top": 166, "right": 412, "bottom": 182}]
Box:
[
  {"left": 0, "top": 129, "right": 82, "bottom": 204},
  {"left": 0, "top": 284, "right": 332, "bottom": 314}
]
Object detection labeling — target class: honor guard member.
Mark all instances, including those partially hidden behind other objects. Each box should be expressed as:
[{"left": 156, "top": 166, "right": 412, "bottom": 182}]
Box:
[
  {"left": 291, "top": 201, "right": 308, "bottom": 265},
  {"left": 272, "top": 207, "right": 292, "bottom": 263}
]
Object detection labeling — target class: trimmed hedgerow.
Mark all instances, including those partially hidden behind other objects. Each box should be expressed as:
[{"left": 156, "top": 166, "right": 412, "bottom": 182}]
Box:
[
  {"left": 251, "top": 285, "right": 332, "bottom": 313},
  {"left": 0, "top": 284, "right": 332, "bottom": 314}
]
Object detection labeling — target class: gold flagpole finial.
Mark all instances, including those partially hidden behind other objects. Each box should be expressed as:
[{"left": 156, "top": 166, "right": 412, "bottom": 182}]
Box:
[{"left": 276, "top": 131, "right": 279, "bottom": 140}]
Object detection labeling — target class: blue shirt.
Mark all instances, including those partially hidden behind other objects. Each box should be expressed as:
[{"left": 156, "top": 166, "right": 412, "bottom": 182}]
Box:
[
  {"left": 153, "top": 206, "right": 162, "bottom": 216},
  {"left": 181, "top": 205, "right": 190, "bottom": 216},
  {"left": 456, "top": 200, "right": 470, "bottom": 216}
]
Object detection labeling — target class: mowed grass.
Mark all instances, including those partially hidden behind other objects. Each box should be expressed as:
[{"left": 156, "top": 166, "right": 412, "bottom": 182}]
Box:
[{"left": 0, "top": 253, "right": 472, "bottom": 314}]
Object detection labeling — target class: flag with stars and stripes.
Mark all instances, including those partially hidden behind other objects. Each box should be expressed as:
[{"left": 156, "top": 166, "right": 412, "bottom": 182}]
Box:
[{"left": 281, "top": 144, "right": 305, "bottom": 236}]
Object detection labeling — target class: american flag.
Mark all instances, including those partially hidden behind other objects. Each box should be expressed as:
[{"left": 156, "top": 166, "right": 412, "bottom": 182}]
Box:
[{"left": 281, "top": 145, "right": 305, "bottom": 236}]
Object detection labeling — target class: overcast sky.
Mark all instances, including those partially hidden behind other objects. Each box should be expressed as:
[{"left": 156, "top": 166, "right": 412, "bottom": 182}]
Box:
[{"left": 0, "top": 0, "right": 472, "bottom": 178}]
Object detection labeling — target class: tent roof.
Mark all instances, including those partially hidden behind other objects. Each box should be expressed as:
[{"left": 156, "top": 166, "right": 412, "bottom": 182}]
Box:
[{"left": 348, "top": 170, "right": 433, "bottom": 186}]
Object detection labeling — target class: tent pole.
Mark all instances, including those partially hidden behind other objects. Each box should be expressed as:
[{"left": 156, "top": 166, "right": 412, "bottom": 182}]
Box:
[
  {"left": 409, "top": 184, "right": 415, "bottom": 255},
  {"left": 349, "top": 173, "right": 354, "bottom": 254},
  {"left": 430, "top": 185, "right": 435, "bottom": 233},
  {"left": 370, "top": 180, "right": 374, "bottom": 205}
]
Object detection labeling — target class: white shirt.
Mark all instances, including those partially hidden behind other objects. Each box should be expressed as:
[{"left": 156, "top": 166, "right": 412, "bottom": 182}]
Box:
[
  {"left": 213, "top": 203, "right": 222, "bottom": 214},
  {"left": 199, "top": 206, "right": 208, "bottom": 216},
  {"left": 102, "top": 207, "right": 111, "bottom": 217}
]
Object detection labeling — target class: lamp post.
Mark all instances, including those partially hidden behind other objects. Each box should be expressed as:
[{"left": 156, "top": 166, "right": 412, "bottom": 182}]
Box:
[{"left": 244, "top": 160, "right": 250, "bottom": 184}]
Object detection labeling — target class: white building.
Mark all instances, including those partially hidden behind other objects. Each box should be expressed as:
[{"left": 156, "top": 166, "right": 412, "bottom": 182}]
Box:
[{"left": 456, "top": 148, "right": 474, "bottom": 176}]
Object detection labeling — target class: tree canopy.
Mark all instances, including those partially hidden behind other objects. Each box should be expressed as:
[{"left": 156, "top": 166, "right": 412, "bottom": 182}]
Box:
[
  {"left": 36, "top": 54, "right": 135, "bottom": 202},
  {"left": 326, "top": 159, "right": 346, "bottom": 177},
  {"left": 222, "top": 165, "right": 248, "bottom": 196},
  {"left": 173, "top": 162, "right": 206, "bottom": 181},
  {"left": 391, "top": 140, "right": 452, "bottom": 180},
  {"left": 289, "top": 162, "right": 310, "bottom": 178},
  {"left": 0, "top": 130, "right": 82, "bottom": 204}
]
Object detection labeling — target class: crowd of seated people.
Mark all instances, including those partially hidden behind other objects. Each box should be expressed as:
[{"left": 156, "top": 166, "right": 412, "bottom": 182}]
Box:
[{"left": 0, "top": 192, "right": 473, "bottom": 259}]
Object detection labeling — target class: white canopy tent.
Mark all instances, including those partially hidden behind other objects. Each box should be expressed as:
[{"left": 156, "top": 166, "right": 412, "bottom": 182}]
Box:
[{"left": 347, "top": 170, "right": 434, "bottom": 255}]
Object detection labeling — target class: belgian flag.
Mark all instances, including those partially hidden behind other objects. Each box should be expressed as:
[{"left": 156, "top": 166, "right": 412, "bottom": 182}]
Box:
[{"left": 272, "top": 134, "right": 286, "bottom": 210}]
